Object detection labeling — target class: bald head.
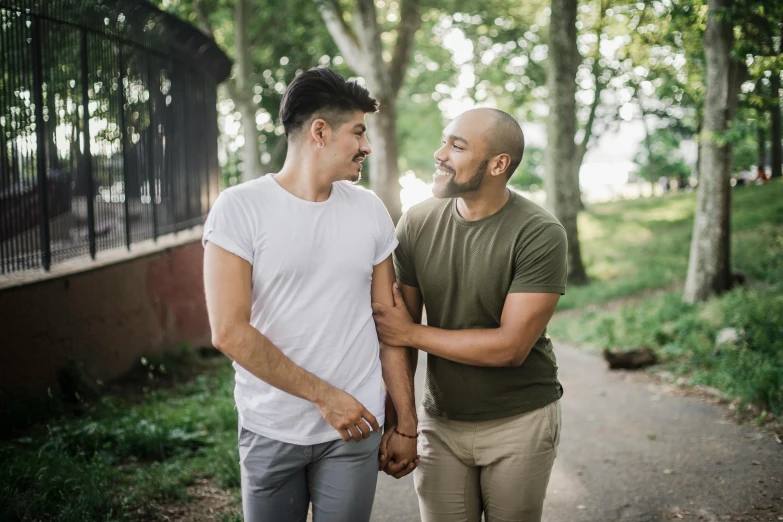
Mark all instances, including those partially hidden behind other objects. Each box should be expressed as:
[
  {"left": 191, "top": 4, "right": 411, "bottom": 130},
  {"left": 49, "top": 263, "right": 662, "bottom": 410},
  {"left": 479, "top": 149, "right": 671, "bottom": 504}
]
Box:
[{"left": 457, "top": 108, "right": 526, "bottom": 179}]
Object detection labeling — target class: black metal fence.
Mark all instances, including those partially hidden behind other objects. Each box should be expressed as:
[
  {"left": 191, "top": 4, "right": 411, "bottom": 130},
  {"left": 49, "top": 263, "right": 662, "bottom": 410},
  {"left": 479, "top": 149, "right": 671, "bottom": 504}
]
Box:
[{"left": 0, "top": 1, "right": 230, "bottom": 274}]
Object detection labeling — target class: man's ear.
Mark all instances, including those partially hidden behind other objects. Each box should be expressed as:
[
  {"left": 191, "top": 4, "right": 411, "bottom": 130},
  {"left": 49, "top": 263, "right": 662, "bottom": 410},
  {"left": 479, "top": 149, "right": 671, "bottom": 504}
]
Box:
[
  {"left": 490, "top": 153, "right": 512, "bottom": 178},
  {"left": 310, "top": 118, "right": 330, "bottom": 147}
]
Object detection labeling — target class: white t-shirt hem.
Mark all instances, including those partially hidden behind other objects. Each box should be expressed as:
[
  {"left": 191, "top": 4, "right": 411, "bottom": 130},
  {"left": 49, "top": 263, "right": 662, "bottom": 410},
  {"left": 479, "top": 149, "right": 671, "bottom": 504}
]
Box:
[{"left": 239, "top": 413, "right": 387, "bottom": 446}]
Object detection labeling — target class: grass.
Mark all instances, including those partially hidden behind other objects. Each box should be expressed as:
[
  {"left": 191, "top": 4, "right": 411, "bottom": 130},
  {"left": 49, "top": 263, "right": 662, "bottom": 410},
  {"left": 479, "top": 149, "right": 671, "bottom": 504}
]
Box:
[
  {"left": 0, "top": 350, "right": 242, "bottom": 522},
  {"left": 550, "top": 179, "right": 783, "bottom": 417},
  {"left": 558, "top": 179, "right": 783, "bottom": 310}
]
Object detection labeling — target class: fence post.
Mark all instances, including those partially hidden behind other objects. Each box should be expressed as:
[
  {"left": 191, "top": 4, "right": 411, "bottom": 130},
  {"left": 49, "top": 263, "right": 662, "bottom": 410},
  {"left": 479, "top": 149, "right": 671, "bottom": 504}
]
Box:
[
  {"left": 147, "top": 57, "right": 159, "bottom": 242},
  {"left": 118, "top": 44, "right": 131, "bottom": 250},
  {"left": 31, "top": 16, "right": 51, "bottom": 271},
  {"left": 80, "top": 29, "right": 96, "bottom": 260}
]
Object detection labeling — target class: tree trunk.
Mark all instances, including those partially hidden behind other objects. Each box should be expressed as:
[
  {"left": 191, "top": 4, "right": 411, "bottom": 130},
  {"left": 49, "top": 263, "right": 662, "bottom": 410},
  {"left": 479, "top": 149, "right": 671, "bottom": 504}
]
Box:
[
  {"left": 757, "top": 110, "right": 767, "bottom": 180},
  {"left": 572, "top": 143, "right": 587, "bottom": 211},
  {"left": 683, "top": 0, "right": 739, "bottom": 304},
  {"left": 545, "top": 0, "right": 589, "bottom": 286},
  {"left": 640, "top": 103, "right": 656, "bottom": 182},
  {"left": 368, "top": 95, "right": 402, "bottom": 224},
  {"left": 695, "top": 117, "right": 702, "bottom": 180},
  {"left": 235, "top": 0, "right": 261, "bottom": 182},
  {"left": 318, "top": 0, "right": 420, "bottom": 224},
  {"left": 770, "top": 72, "right": 782, "bottom": 179}
]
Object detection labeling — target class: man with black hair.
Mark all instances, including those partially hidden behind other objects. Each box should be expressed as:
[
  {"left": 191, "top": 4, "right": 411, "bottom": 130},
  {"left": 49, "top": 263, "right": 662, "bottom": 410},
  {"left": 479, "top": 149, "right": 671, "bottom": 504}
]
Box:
[
  {"left": 202, "top": 67, "right": 417, "bottom": 522},
  {"left": 373, "top": 108, "right": 567, "bottom": 522}
]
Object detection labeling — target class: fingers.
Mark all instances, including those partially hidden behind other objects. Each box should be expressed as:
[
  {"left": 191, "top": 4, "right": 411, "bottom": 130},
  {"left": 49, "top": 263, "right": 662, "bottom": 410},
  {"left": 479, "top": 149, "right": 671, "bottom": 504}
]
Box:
[
  {"left": 362, "top": 407, "right": 380, "bottom": 432},
  {"left": 379, "top": 429, "right": 390, "bottom": 453},
  {"left": 385, "top": 458, "right": 408, "bottom": 474},
  {"left": 339, "top": 429, "right": 351, "bottom": 442},
  {"left": 392, "top": 283, "right": 404, "bottom": 308},
  {"left": 378, "top": 429, "right": 394, "bottom": 469},
  {"left": 347, "top": 425, "right": 362, "bottom": 443},
  {"left": 348, "top": 417, "right": 375, "bottom": 443},
  {"left": 384, "top": 458, "right": 417, "bottom": 479},
  {"left": 392, "top": 461, "right": 416, "bottom": 479},
  {"left": 356, "top": 420, "right": 371, "bottom": 440},
  {"left": 371, "top": 302, "right": 384, "bottom": 314}
]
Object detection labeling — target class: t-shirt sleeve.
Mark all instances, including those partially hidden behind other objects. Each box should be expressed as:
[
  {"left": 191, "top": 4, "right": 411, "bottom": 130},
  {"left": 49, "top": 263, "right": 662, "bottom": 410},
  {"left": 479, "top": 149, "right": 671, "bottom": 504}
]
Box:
[
  {"left": 202, "top": 190, "right": 254, "bottom": 264},
  {"left": 372, "top": 195, "right": 399, "bottom": 266},
  {"left": 393, "top": 211, "right": 418, "bottom": 288},
  {"left": 509, "top": 223, "right": 568, "bottom": 295}
]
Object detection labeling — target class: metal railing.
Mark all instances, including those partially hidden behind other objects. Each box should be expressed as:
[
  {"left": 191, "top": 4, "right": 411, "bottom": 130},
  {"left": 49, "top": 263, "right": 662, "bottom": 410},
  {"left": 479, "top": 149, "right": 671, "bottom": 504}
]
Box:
[{"left": 0, "top": 1, "right": 230, "bottom": 273}]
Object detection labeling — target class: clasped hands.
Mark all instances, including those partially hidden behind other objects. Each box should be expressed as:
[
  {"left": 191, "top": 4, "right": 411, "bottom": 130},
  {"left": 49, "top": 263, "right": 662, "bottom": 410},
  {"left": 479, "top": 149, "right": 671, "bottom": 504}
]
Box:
[
  {"left": 372, "top": 283, "right": 419, "bottom": 478},
  {"left": 379, "top": 425, "right": 419, "bottom": 478}
]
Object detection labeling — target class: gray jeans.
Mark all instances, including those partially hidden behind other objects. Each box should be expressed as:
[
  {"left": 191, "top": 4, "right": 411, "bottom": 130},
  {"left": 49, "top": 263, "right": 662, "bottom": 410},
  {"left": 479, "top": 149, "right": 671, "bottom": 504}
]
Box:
[{"left": 238, "top": 424, "right": 382, "bottom": 522}]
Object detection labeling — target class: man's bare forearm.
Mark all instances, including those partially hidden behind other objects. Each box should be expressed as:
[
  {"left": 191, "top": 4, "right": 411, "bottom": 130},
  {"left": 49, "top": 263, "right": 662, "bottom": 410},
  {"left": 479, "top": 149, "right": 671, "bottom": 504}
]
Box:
[
  {"left": 408, "top": 323, "right": 531, "bottom": 367},
  {"left": 213, "top": 322, "right": 331, "bottom": 405},
  {"left": 380, "top": 343, "right": 417, "bottom": 432}
]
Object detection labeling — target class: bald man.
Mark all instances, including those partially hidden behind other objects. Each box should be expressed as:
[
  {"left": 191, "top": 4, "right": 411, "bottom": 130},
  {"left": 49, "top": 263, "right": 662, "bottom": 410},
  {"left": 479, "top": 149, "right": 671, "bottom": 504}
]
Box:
[{"left": 372, "top": 108, "right": 567, "bottom": 522}]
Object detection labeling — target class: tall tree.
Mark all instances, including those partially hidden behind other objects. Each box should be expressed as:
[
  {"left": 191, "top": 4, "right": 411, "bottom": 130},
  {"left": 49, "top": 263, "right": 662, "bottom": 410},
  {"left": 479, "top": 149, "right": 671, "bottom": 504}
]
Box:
[
  {"left": 318, "top": 0, "right": 422, "bottom": 223},
  {"left": 756, "top": 105, "right": 767, "bottom": 180},
  {"left": 733, "top": 0, "right": 783, "bottom": 180},
  {"left": 682, "top": 0, "right": 743, "bottom": 304},
  {"left": 545, "top": 0, "right": 589, "bottom": 285},
  {"left": 770, "top": 72, "right": 782, "bottom": 179},
  {"left": 233, "top": 0, "right": 262, "bottom": 182}
]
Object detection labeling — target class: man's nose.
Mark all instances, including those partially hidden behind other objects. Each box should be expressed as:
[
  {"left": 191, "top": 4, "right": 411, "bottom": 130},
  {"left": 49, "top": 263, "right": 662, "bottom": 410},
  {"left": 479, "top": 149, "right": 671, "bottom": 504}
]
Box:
[
  {"left": 434, "top": 144, "right": 448, "bottom": 163},
  {"left": 361, "top": 137, "right": 372, "bottom": 156}
]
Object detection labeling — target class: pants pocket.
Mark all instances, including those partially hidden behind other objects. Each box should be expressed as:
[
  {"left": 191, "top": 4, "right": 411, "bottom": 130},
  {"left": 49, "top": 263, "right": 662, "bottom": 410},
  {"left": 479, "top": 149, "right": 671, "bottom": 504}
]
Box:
[{"left": 546, "top": 400, "right": 561, "bottom": 450}]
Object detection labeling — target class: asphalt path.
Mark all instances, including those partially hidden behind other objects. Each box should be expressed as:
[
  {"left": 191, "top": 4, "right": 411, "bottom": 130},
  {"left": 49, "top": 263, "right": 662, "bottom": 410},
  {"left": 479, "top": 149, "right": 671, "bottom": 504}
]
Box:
[{"left": 370, "top": 343, "right": 783, "bottom": 522}]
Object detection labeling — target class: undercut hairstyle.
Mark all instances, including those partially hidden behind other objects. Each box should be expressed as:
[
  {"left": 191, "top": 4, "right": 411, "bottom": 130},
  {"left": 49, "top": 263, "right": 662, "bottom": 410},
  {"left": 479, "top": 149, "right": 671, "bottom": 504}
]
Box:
[
  {"left": 484, "top": 109, "right": 525, "bottom": 179},
  {"left": 279, "top": 67, "right": 379, "bottom": 139}
]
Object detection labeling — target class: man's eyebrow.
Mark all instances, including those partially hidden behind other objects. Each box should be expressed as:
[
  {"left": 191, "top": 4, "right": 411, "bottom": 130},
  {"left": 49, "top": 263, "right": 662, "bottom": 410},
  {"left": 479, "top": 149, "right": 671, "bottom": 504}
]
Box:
[{"left": 442, "top": 134, "right": 469, "bottom": 145}]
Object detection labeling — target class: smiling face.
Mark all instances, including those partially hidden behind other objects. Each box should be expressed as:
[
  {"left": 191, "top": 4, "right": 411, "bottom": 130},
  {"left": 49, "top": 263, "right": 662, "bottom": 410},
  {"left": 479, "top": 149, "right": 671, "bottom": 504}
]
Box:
[
  {"left": 432, "top": 111, "right": 493, "bottom": 198},
  {"left": 321, "top": 110, "right": 372, "bottom": 184}
]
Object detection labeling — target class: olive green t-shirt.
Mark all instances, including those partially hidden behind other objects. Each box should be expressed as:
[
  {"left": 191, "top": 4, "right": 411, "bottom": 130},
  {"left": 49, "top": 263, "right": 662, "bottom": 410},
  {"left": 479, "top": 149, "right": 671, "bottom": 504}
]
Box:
[{"left": 394, "top": 190, "right": 567, "bottom": 421}]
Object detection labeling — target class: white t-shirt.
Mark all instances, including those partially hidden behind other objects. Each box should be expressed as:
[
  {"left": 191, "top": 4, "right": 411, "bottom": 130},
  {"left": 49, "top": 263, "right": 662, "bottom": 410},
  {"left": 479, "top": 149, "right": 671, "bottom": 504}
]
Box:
[{"left": 202, "top": 174, "right": 397, "bottom": 445}]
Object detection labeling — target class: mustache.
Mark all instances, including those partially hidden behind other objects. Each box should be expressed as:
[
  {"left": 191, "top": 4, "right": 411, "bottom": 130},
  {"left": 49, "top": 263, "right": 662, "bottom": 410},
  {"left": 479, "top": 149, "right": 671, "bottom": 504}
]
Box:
[
  {"left": 353, "top": 153, "right": 367, "bottom": 162},
  {"left": 435, "top": 162, "right": 455, "bottom": 174}
]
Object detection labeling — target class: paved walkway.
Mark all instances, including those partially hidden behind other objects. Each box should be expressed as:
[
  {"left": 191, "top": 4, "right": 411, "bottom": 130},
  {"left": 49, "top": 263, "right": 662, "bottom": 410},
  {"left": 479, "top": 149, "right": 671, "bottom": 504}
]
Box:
[{"left": 371, "top": 343, "right": 783, "bottom": 521}]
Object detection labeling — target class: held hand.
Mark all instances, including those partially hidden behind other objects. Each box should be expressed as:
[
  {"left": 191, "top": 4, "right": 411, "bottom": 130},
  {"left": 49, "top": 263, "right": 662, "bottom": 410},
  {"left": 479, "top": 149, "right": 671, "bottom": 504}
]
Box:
[
  {"left": 380, "top": 429, "right": 419, "bottom": 479},
  {"left": 315, "top": 387, "right": 380, "bottom": 442},
  {"left": 372, "top": 283, "right": 415, "bottom": 347},
  {"left": 378, "top": 427, "right": 395, "bottom": 471}
]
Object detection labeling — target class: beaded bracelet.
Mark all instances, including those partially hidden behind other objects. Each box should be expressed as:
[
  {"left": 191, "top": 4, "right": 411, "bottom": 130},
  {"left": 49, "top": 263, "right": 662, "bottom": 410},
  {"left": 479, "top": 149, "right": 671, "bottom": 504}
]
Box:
[{"left": 394, "top": 427, "right": 419, "bottom": 439}]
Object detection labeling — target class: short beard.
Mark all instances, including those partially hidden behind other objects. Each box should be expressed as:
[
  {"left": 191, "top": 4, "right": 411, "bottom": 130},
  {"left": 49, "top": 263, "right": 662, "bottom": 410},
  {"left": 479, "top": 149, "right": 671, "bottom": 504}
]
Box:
[
  {"left": 345, "top": 153, "right": 366, "bottom": 184},
  {"left": 435, "top": 160, "right": 488, "bottom": 198}
]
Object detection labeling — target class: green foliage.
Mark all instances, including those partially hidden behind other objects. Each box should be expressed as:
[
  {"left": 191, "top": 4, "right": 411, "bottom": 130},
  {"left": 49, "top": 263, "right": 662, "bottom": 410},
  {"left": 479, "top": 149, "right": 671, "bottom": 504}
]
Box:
[
  {"left": 633, "top": 128, "right": 693, "bottom": 182},
  {"left": 549, "top": 180, "right": 783, "bottom": 416},
  {"left": 509, "top": 145, "right": 544, "bottom": 190},
  {"left": 0, "top": 360, "right": 240, "bottom": 521},
  {"left": 159, "top": 0, "right": 346, "bottom": 183},
  {"left": 731, "top": 115, "right": 763, "bottom": 172}
]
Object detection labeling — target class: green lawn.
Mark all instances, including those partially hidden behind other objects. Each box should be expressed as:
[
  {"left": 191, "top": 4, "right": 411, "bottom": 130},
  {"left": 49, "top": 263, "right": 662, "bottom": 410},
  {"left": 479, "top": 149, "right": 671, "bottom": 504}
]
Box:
[
  {"left": 550, "top": 179, "right": 783, "bottom": 417},
  {"left": 0, "top": 354, "right": 242, "bottom": 522}
]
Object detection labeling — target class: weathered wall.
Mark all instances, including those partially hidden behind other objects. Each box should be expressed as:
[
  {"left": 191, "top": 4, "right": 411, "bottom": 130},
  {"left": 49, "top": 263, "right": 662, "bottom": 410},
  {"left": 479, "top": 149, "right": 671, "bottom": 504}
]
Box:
[{"left": 0, "top": 239, "right": 210, "bottom": 400}]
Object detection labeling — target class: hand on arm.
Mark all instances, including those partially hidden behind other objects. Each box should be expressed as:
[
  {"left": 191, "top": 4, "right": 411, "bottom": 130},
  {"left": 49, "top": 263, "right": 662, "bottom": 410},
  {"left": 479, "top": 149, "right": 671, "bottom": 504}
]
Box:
[
  {"left": 204, "top": 242, "right": 379, "bottom": 442},
  {"left": 371, "top": 257, "right": 419, "bottom": 478},
  {"left": 374, "top": 288, "right": 560, "bottom": 368}
]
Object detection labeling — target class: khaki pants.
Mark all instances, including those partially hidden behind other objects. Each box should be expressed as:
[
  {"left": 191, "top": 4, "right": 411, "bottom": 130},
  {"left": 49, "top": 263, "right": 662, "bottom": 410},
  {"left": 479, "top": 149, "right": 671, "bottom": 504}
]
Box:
[{"left": 414, "top": 401, "right": 561, "bottom": 522}]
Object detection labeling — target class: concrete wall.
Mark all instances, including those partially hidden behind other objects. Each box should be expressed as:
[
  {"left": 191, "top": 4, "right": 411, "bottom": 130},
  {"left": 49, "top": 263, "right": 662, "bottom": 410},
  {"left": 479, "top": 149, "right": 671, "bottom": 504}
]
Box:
[{"left": 0, "top": 235, "right": 210, "bottom": 400}]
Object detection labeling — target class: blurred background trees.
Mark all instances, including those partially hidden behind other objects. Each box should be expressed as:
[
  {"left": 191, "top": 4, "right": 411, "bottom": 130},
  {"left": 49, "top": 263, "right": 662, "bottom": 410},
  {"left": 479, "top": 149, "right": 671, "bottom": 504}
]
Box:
[{"left": 159, "top": 0, "right": 782, "bottom": 296}]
